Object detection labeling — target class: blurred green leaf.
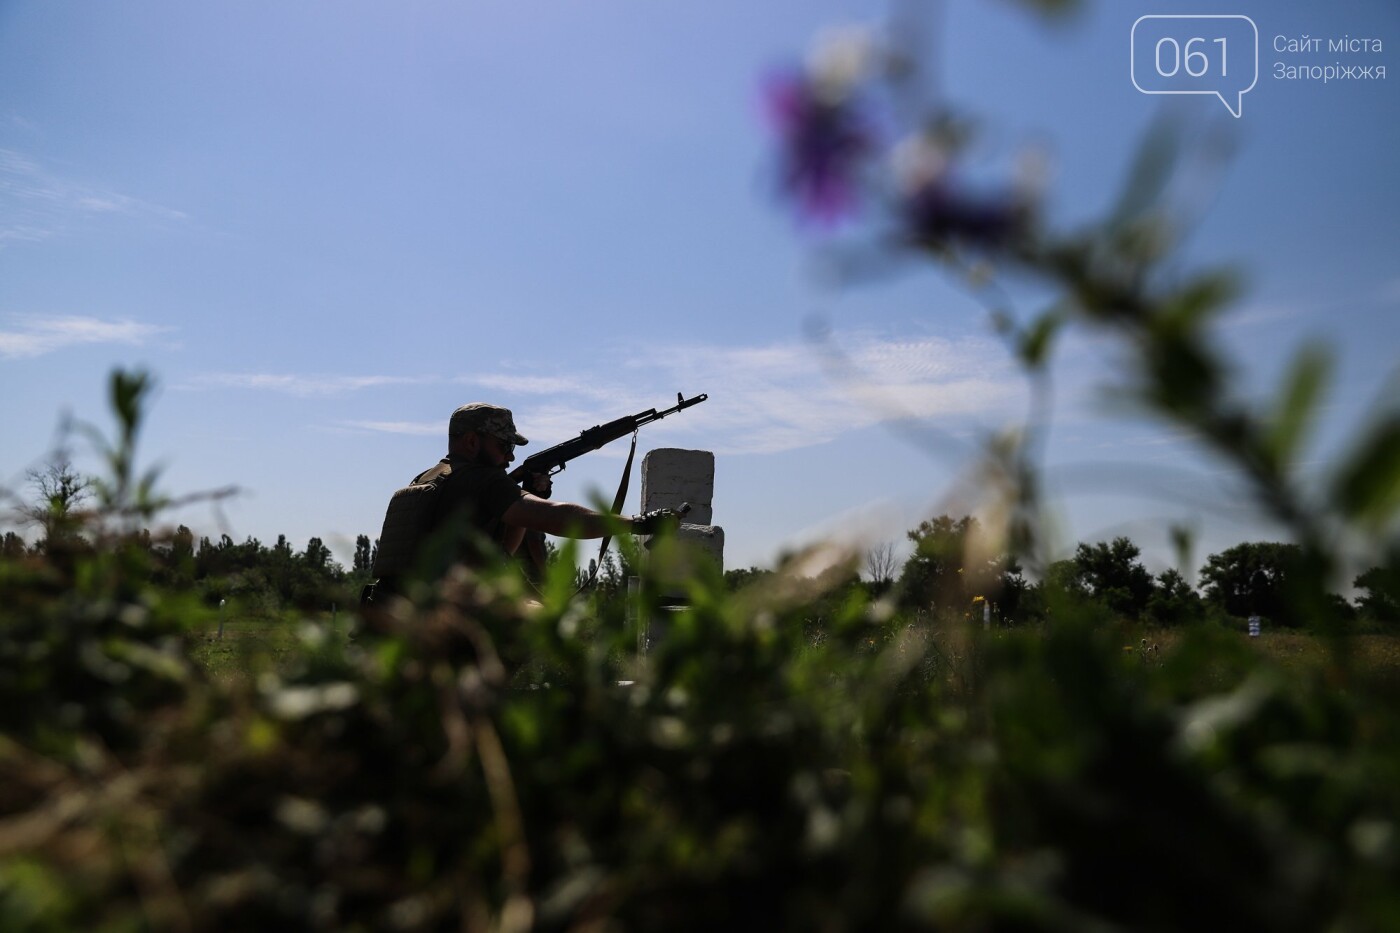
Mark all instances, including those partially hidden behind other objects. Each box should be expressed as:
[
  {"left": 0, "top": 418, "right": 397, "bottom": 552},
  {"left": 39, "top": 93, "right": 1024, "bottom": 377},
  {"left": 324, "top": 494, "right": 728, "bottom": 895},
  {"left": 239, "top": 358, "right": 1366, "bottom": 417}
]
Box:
[
  {"left": 1018, "top": 308, "right": 1064, "bottom": 369},
  {"left": 1266, "top": 345, "right": 1331, "bottom": 472},
  {"left": 1000, "top": 0, "right": 1085, "bottom": 20},
  {"left": 1109, "top": 113, "right": 1182, "bottom": 229},
  {"left": 1333, "top": 414, "right": 1400, "bottom": 528},
  {"left": 1160, "top": 270, "right": 1241, "bottom": 332}
]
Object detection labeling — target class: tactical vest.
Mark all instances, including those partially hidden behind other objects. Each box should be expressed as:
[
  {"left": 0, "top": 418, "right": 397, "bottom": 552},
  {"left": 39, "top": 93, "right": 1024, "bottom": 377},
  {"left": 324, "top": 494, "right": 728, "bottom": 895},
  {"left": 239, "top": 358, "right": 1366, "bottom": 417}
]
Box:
[{"left": 370, "top": 460, "right": 454, "bottom": 579}]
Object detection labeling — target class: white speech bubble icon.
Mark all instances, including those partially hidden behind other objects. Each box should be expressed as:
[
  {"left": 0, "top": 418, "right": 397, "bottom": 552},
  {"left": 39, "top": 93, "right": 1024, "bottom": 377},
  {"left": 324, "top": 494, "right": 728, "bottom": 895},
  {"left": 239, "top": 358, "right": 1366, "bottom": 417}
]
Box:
[{"left": 1131, "top": 15, "right": 1258, "bottom": 118}]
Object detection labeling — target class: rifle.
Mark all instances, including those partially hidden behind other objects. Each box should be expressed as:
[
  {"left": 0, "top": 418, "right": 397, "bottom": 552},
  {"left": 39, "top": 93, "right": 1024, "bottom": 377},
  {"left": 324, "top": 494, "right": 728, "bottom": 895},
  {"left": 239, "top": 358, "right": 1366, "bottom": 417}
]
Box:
[{"left": 506, "top": 392, "right": 708, "bottom": 483}]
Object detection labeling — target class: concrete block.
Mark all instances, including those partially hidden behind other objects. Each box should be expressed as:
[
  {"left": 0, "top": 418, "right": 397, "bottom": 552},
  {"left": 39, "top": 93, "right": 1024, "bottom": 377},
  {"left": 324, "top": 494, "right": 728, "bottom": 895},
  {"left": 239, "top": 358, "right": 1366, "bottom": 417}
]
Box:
[
  {"left": 675, "top": 523, "right": 724, "bottom": 571},
  {"left": 648, "top": 524, "right": 724, "bottom": 596},
  {"left": 641, "top": 448, "right": 714, "bottom": 525},
  {"left": 636, "top": 448, "right": 724, "bottom": 652}
]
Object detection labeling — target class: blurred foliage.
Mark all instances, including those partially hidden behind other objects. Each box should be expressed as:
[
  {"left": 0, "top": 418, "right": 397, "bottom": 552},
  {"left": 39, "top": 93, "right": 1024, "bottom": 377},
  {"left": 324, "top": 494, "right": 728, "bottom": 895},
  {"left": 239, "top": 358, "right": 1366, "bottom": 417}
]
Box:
[
  {"left": 3, "top": 1, "right": 1400, "bottom": 929},
  {"left": 0, "top": 373, "right": 1397, "bottom": 930}
]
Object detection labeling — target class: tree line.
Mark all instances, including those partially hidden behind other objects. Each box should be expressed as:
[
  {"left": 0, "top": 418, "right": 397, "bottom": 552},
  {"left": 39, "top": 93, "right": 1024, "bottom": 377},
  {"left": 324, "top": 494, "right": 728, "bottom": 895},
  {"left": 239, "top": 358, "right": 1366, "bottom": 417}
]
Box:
[
  {"left": 6, "top": 462, "right": 1396, "bottom": 629},
  {"left": 1, "top": 522, "right": 369, "bottom": 616},
  {"left": 713, "top": 515, "right": 1399, "bottom": 631},
  {"left": 2, "top": 459, "right": 369, "bottom": 616},
  {"left": 853, "top": 515, "right": 1399, "bottom": 628}
]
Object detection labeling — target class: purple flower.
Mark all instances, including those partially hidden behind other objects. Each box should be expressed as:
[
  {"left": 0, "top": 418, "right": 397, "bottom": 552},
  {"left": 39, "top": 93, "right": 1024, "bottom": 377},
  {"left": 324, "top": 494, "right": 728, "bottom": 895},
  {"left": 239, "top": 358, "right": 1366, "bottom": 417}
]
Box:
[
  {"left": 900, "top": 177, "right": 1030, "bottom": 250},
  {"left": 764, "top": 70, "right": 875, "bottom": 225}
]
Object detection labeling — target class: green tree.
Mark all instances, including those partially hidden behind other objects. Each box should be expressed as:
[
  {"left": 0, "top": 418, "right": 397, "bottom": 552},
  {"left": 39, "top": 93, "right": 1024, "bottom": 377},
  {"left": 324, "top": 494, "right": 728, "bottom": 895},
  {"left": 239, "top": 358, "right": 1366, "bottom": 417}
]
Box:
[
  {"left": 1199, "top": 542, "right": 1303, "bottom": 624},
  {"left": 996, "top": 557, "right": 1033, "bottom": 624},
  {"left": 0, "top": 531, "right": 28, "bottom": 559},
  {"left": 724, "top": 566, "right": 775, "bottom": 591},
  {"left": 1145, "top": 568, "right": 1203, "bottom": 626},
  {"left": 22, "top": 458, "right": 92, "bottom": 553},
  {"left": 1353, "top": 564, "right": 1400, "bottom": 624},
  {"left": 302, "top": 536, "right": 331, "bottom": 572},
  {"left": 281, "top": 536, "right": 346, "bottom": 610},
  {"left": 353, "top": 533, "right": 374, "bottom": 575},
  {"left": 266, "top": 533, "right": 297, "bottom": 595},
  {"left": 897, "top": 515, "right": 978, "bottom": 614},
  {"left": 151, "top": 524, "right": 196, "bottom": 586},
  {"left": 172, "top": 525, "right": 195, "bottom": 557},
  {"left": 1021, "top": 558, "right": 1089, "bottom": 624},
  {"left": 1041, "top": 558, "right": 1086, "bottom": 598},
  {"left": 195, "top": 534, "right": 235, "bottom": 579},
  {"left": 589, "top": 542, "right": 645, "bottom": 597},
  {"left": 1074, "top": 537, "right": 1155, "bottom": 618}
]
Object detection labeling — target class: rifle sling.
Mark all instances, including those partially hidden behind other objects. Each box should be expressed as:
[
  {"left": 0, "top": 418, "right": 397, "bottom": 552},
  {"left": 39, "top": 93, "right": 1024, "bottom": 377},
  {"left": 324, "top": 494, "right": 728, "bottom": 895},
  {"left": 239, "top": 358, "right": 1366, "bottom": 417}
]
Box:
[{"left": 583, "top": 430, "right": 638, "bottom": 589}]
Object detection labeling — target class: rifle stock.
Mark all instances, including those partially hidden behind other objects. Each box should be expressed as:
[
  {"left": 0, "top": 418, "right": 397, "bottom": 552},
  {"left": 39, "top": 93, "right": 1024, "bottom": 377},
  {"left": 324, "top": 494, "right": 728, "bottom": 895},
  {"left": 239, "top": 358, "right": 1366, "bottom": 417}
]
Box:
[{"left": 506, "top": 392, "right": 708, "bottom": 483}]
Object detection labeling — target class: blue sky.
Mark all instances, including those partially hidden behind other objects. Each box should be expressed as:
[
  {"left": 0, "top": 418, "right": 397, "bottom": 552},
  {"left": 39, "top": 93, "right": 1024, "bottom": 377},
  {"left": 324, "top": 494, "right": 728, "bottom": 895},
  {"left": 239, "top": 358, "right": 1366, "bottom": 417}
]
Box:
[{"left": 2, "top": 0, "right": 1397, "bottom": 579}]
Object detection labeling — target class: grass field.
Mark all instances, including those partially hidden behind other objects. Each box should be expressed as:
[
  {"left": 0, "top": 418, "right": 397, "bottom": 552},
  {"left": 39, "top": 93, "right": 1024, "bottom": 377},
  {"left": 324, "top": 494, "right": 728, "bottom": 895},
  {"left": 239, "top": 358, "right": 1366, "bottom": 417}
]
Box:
[
  {"left": 1130, "top": 627, "right": 1400, "bottom": 688},
  {"left": 189, "top": 611, "right": 1400, "bottom": 694},
  {"left": 189, "top": 610, "right": 353, "bottom": 679}
]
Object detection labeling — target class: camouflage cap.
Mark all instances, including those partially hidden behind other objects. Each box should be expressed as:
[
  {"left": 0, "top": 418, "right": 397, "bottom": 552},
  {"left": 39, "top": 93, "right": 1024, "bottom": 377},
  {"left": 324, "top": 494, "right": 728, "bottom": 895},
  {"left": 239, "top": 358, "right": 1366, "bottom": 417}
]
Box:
[{"left": 448, "top": 403, "right": 528, "bottom": 445}]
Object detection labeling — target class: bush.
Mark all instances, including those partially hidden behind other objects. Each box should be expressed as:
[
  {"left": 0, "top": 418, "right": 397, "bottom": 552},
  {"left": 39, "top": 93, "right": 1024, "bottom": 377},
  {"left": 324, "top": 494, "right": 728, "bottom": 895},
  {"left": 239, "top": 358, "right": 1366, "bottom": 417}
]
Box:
[{"left": 3, "top": 513, "right": 1399, "bottom": 930}]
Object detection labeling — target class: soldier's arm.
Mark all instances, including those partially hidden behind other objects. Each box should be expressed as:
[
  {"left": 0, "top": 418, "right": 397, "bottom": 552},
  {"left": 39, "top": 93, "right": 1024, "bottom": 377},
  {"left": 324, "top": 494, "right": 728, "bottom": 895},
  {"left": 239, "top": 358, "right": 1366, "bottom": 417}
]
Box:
[
  {"left": 502, "top": 494, "right": 630, "bottom": 539},
  {"left": 501, "top": 523, "right": 526, "bottom": 555}
]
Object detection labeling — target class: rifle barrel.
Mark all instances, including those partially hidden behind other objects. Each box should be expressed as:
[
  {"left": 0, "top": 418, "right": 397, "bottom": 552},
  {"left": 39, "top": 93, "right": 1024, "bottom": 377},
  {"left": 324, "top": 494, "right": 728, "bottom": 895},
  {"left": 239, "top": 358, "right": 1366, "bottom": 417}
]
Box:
[{"left": 506, "top": 392, "right": 707, "bottom": 481}]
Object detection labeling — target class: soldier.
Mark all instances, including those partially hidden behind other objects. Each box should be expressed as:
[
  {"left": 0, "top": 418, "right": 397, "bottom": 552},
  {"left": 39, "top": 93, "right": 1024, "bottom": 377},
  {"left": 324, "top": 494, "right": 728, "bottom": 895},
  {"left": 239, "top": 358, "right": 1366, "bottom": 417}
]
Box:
[
  {"left": 365, "top": 402, "right": 676, "bottom": 602},
  {"left": 517, "top": 470, "right": 554, "bottom": 588}
]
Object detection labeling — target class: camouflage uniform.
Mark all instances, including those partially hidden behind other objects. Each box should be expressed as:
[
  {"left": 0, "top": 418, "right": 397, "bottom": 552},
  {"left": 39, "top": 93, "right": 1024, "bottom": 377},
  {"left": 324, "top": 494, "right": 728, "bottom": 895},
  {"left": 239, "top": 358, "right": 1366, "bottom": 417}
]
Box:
[
  {"left": 420, "top": 457, "right": 526, "bottom": 566},
  {"left": 438, "top": 404, "right": 530, "bottom": 549},
  {"left": 367, "top": 403, "right": 529, "bottom": 600}
]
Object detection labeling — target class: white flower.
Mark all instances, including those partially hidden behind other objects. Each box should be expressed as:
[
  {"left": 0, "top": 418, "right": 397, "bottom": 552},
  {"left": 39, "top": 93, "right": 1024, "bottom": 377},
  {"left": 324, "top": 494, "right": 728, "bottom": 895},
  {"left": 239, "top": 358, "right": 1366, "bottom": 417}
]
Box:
[
  {"left": 805, "top": 25, "right": 878, "bottom": 103},
  {"left": 891, "top": 132, "right": 950, "bottom": 195}
]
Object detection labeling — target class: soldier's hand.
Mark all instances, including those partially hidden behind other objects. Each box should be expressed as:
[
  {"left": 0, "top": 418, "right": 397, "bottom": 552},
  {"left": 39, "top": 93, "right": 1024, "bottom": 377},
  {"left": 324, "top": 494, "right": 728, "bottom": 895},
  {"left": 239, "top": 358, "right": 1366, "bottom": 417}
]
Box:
[
  {"left": 630, "top": 503, "right": 690, "bottom": 536},
  {"left": 524, "top": 471, "right": 553, "bottom": 499}
]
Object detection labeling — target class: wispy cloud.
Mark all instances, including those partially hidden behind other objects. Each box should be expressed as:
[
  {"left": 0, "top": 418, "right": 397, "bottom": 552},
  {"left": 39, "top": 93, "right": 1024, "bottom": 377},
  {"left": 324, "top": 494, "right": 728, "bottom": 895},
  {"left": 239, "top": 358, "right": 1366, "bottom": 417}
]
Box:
[
  {"left": 0, "top": 147, "right": 186, "bottom": 245},
  {"left": 488, "top": 332, "right": 1017, "bottom": 456},
  {"left": 456, "top": 373, "right": 614, "bottom": 399},
  {"left": 397, "top": 334, "right": 1018, "bottom": 455},
  {"left": 0, "top": 313, "right": 169, "bottom": 359},
  {"left": 189, "top": 373, "right": 436, "bottom": 398},
  {"left": 239, "top": 331, "right": 1022, "bottom": 456},
  {"left": 649, "top": 331, "right": 1021, "bottom": 455},
  {"left": 1094, "top": 426, "right": 1203, "bottom": 452},
  {"left": 340, "top": 419, "right": 440, "bottom": 436},
  {"left": 4, "top": 112, "right": 41, "bottom": 135}
]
